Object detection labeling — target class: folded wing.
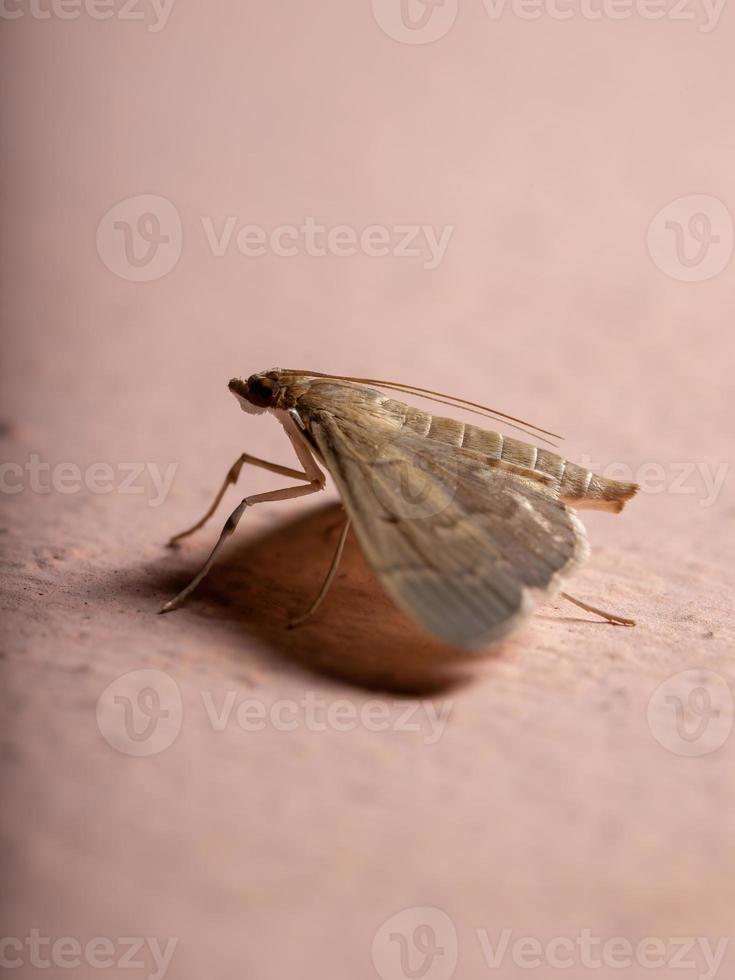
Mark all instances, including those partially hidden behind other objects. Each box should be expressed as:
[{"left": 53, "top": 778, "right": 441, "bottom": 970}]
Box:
[{"left": 308, "top": 410, "right": 589, "bottom": 649}]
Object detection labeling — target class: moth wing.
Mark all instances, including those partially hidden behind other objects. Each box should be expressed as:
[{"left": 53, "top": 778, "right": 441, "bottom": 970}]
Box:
[{"left": 308, "top": 412, "right": 589, "bottom": 649}]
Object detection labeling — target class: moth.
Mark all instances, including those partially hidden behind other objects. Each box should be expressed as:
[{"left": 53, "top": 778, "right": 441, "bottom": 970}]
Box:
[{"left": 161, "top": 369, "right": 638, "bottom": 648}]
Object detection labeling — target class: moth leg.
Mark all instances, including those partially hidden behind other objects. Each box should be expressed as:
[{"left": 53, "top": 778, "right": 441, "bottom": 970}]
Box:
[
  {"left": 168, "top": 453, "right": 307, "bottom": 546},
  {"left": 560, "top": 591, "right": 636, "bottom": 627},
  {"left": 288, "top": 517, "right": 351, "bottom": 629},
  {"left": 160, "top": 479, "right": 324, "bottom": 614}
]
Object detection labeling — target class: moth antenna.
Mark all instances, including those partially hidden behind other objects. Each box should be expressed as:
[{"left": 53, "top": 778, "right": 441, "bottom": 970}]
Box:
[
  {"left": 371, "top": 386, "right": 560, "bottom": 446},
  {"left": 283, "top": 370, "right": 562, "bottom": 447}
]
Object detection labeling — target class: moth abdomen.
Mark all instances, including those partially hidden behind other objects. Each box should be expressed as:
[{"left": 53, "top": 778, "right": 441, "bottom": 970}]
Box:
[
  {"left": 534, "top": 449, "right": 637, "bottom": 512},
  {"left": 367, "top": 395, "right": 637, "bottom": 513},
  {"left": 560, "top": 467, "right": 638, "bottom": 512}
]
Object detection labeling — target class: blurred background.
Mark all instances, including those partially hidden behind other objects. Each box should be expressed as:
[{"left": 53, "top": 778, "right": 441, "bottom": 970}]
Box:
[{"left": 2, "top": 1, "right": 733, "bottom": 978}]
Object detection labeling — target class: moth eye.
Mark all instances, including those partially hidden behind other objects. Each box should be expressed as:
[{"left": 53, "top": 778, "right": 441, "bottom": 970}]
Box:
[{"left": 247, "top": 375, "right": 277, "bottom": 408}]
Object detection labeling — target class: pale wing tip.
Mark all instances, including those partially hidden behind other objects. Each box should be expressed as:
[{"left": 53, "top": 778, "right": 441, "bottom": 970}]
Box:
[{"left": 434, "top": 590, "right": 536, "bottom": 652}]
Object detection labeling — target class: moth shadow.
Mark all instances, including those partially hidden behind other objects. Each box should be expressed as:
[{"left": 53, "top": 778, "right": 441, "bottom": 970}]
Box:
[{"left": 163, "top": 502, "right": 501, "bottom": 694}]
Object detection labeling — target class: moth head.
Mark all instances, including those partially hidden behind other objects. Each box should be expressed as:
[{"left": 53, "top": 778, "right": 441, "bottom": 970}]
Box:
[{"left": 228, "top": 372, "right": 281, "bottom": 414}]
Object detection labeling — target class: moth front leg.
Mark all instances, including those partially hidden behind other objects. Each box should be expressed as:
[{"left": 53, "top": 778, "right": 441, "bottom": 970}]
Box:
[
  {"left": 168, "top": 452, "right": 308, "bottom": 547},
  {"left": 160, "top": 478, "right": 324, "bottom": 614},
  {"left": 160, "top": 420, "right": 326, "bottom": 614}
]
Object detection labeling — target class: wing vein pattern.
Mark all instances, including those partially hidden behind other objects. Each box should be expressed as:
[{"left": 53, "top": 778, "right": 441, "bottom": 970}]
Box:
[{"left": 297, "top": 383, "right": 588, "bottom": 649}]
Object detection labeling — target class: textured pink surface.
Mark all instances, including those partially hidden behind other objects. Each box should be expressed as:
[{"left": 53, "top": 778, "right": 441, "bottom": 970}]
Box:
[{"left": 2, "top": 4, "right": 734, "bottom": 979}]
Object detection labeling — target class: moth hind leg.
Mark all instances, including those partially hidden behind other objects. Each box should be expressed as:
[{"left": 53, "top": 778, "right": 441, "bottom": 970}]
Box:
[
  {"left": 560, "top": 591, "right": 636, "bottom": 627},
  {"left": 288, "top": 517, "right": 351, "bottom": 629}
]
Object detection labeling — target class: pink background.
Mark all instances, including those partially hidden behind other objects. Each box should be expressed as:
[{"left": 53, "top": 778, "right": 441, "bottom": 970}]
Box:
[{"left": 2, "top": 2, "right": 734, "bottom": 978}]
